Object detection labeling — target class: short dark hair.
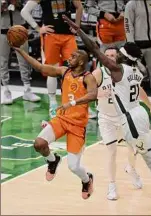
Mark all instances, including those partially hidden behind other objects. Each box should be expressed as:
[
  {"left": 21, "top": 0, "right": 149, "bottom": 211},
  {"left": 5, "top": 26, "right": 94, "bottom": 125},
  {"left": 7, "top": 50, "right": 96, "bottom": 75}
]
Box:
[
  {"left": 77, "top": 50, "right": 89, "bottom": 65},
  {"left": 104, "top": 46, "right": 119, "bottom": 53},
  {"left": 123, "top": 42, "right": 142, "bottom": 59}
]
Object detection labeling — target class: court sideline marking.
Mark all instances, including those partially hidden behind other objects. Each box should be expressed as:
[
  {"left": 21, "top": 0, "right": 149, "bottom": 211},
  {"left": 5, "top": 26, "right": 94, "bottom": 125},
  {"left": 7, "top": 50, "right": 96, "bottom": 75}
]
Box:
[
  {"left": 1, "top": 116, "right": 12, "bottom": 123},
  {"left": 1, "top": 141, "right": 101, "bottom": 185}
]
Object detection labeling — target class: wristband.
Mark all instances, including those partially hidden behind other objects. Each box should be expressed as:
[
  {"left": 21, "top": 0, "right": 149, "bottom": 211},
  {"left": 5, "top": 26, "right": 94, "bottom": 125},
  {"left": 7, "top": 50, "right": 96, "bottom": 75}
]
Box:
[{"left": 70, "top": 100, "right": 76, "bottom": 106}]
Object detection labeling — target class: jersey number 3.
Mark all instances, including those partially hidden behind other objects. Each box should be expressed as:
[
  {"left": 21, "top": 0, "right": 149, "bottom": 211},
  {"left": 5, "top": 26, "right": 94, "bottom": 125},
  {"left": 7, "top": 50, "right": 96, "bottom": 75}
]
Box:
[
  {"left": 130, "top": 84, "right": 139, "bottom": 102},
  {"left": 68, "top": 94, "right": 75, "bottom": 102}
]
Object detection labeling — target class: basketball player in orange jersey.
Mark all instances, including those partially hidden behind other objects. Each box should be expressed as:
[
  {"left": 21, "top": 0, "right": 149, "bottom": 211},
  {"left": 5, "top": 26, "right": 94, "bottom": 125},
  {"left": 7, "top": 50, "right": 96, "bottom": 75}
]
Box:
[{"left": 13, "top": 46, "right": 97, "bottom": 199}]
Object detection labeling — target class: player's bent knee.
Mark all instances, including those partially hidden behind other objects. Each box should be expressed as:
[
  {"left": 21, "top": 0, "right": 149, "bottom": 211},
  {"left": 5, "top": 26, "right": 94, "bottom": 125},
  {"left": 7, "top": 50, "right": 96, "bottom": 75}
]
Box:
[
  {"left": 34, "top": 137, "right": 48, "bottom": 152},
  {"left": 68, "top": 162, "right": 78, "bottom": 173}
]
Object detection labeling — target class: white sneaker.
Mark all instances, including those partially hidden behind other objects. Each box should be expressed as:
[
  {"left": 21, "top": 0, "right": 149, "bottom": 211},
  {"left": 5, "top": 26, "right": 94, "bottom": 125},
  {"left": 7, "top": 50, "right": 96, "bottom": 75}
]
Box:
[
  {"left": 49, "top": 103, "right": 58, "bottom": 119},
  {"left": 3, "top": 90, "right": 13, "bottom": 105},
  {"left": 88, "top": 108, "right": 97, "bottom": 119},
  {"left": 23, "top": 89, "right": 41, "bottom": 102},
  {"left": 125, "top": 165, "right": 142, "bottom": 189},
  {"left": 107, "top": 182, "right": 118, "bottom": 200}
]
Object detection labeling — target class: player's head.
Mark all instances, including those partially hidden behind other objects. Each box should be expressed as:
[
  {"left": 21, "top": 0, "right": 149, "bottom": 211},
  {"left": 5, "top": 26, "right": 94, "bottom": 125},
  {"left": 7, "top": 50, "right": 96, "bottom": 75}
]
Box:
[
  {"left": 117, "top": 42, "right": 143, "bottom": 64},
  {"left": 104, "top": 46, "right": 119, "bottom": 62},
  {"left": 68, "top": 50, "right": 89, "bottom": 69}
]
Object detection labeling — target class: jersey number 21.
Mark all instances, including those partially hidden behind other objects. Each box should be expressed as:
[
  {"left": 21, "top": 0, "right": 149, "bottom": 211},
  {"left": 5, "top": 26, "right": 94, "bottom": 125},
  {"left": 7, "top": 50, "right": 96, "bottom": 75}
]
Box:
[{"left": 130, "top": 84, "right": 139, "bottom": 102}]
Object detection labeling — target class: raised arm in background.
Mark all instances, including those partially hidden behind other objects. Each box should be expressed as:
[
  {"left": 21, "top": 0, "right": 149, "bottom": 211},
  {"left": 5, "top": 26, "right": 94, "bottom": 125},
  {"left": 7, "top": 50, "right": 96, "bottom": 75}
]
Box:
[
  {"left": 63, "top": 15, "right": 122, "bottom": 82},
  {"left": 124, "top": 1, "right": 136, "bottom": 42}
]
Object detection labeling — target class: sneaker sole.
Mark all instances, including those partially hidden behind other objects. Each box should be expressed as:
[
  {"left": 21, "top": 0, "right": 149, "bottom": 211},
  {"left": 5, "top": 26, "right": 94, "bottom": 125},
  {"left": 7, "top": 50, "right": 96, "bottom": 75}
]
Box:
[
  {"left": 107, "top": 197, "right": 118, "bottom": 201},
  {"left": 3, "top": 102, "right": 13, "bottom": 105},
  {"left": 46, "top": 157, "right": 62, "bottom": 181},
  {"left": 3, "top": 100, "right": 13, "bottom": 105},
  {"left": 107, "top": 195, "right": 118, "bottom": 201},
  {"left": 82, "top": 174, "right": 94, "bottom": 200},
  {"left": 125, "top": 169, "right": 143, "bottom": 189}
]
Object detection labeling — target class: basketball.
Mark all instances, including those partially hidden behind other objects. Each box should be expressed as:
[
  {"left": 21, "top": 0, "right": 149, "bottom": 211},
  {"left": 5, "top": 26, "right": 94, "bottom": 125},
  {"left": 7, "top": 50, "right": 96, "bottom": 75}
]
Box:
[{"left": 7, "top": 25, "right": 28, "bottom": 47}]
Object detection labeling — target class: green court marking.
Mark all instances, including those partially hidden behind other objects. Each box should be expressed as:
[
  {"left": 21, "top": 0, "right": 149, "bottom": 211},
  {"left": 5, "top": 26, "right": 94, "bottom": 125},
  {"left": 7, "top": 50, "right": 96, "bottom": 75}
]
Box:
[
  {"left": 1, "top": 116, "right": 12, "bottom": 123},
  {"left": 1, "top": 94, "right": 99, "bottom": 183}
]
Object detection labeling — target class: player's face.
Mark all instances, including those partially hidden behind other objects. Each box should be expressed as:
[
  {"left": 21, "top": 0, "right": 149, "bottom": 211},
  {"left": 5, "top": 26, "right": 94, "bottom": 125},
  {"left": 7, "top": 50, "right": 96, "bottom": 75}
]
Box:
[
  {"left": 104, "top": 49, "right": 117, "bottom": 62},
  {"left": 68, "top": 51, "right": 80, "bottom": 68}
]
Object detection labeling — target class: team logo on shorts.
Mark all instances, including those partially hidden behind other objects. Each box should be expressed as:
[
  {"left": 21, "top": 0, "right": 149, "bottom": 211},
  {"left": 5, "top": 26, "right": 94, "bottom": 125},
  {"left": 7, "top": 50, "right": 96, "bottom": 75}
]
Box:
[{"left": 70, "top": 83, "right": 78, "bottom": 92}]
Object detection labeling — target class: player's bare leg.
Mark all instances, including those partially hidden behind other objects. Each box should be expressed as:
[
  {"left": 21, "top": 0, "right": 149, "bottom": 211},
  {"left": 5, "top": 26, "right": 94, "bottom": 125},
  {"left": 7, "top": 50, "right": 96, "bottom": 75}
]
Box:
[{"left": 34, "top": 124, "right": 61, "bottom": 181}]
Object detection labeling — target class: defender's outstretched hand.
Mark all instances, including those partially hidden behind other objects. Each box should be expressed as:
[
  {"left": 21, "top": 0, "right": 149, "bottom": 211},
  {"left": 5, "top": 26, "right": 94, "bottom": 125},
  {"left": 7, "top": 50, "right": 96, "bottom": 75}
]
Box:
[{"left": 62, "top": 15, "right": 80, "bottom": 31}]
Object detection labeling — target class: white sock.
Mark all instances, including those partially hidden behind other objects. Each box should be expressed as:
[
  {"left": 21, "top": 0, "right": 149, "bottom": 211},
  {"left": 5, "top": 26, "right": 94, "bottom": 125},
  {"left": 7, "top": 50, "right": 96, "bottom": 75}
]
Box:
[
  {"left": 107, "top": 143, "right": 117, "bottom": 182},
  {"left": 3, "top": 85, "right": 9, "bottom": 92},
  {"left": 24, "top": 84, "right": 31, "bottom": 92},
  {"left": 45, "top": 152, "right": 55, "bottom": 162},
  {"left": 49, "top": 93, "right": 57, "bottom": 106}
]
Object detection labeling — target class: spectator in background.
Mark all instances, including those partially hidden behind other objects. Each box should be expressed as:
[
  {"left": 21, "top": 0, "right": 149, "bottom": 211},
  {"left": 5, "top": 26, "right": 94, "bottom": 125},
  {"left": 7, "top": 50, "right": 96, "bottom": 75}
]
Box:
[
  {"left": 124, "top": 0, "right": 151, "bottom": 88},
  {"left": 86, "top": 0, "right": 126, "bottom": 51},
  {"left": 21, "top": 0, "right": 83, "bottom": 118},
  {"left": 1, "top": 0, "right": 41, "bottom": 104}
]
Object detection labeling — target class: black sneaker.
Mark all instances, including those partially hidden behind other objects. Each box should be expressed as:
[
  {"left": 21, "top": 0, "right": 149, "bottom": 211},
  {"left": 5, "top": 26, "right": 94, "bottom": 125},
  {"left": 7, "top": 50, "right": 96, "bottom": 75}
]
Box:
[
  {"left": 46, "top": 153, "right": 61, "bottom": 181},
  {"left": 82, "top": 173, "right": 93, "bottom": 199}
]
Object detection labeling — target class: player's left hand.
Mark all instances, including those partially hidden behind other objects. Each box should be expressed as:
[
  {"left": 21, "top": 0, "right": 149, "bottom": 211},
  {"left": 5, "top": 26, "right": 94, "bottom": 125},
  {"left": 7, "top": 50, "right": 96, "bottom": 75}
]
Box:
[
  {"left": 56, "top": 102, "right": 71, "bottom": 115},
  {"left": 7, "top": 40, "right": 21, "bottom": 51}
]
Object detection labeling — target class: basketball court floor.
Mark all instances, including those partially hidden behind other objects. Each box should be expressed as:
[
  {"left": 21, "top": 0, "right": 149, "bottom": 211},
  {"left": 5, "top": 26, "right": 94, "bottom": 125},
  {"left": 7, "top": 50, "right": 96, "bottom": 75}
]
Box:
[{"left": 1, "top": 86, "right": 151, "bottom": 215}]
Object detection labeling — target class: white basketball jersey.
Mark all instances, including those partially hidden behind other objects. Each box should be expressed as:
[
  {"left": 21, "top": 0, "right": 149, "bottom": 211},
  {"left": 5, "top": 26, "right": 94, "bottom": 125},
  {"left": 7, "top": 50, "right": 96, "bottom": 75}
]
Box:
[
  {"left": 112, "top": 64, "right": 144, "bottom": 116},
  {"left": 97, "top": 65, "right": 118, "bottom": 117}
]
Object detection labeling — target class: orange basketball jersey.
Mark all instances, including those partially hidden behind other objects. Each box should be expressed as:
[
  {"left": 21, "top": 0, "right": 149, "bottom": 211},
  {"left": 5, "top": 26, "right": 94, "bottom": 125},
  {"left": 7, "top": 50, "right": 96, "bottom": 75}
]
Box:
[{"left": 57, "top": 69, "right": 90, "bottom": 127}]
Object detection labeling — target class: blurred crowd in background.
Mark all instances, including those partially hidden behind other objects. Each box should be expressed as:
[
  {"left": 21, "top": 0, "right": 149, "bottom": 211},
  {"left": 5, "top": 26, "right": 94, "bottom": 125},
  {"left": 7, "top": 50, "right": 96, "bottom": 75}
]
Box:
[{"left": 1, "top": 0, "right": 151, "bottom": 91}]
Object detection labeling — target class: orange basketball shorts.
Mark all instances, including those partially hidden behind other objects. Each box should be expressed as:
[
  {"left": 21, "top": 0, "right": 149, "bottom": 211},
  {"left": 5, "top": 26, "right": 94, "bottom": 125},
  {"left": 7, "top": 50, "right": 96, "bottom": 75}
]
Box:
[
  {"left": 41, "top": 33, "right": 77, "bottom": 65},
  {"left": 49, "top": 117, "right": 86, "bottom": 154},
  {"left": 97, "top": 19, "right": 126, "bottom": 44}
]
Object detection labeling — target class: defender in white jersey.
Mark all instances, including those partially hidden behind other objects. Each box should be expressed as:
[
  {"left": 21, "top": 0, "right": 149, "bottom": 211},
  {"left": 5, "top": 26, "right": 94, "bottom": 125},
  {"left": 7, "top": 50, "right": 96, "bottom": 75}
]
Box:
[
  {"left": 92, "top": 47, "right": 151, "bottom": 200},
  {"left": 82, "top": 38, "right": 151, "bottom": 173},
  {"left": 64, "top": 16, "right": 151, "bottom": 199},
  {"left": 111, "top": 54, "right": 150, "bottom": 153}
]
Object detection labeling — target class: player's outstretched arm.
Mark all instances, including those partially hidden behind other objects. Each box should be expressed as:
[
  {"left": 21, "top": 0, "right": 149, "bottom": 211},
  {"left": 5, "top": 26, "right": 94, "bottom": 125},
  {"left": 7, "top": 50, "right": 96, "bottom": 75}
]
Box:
[
  {"left": 14, "top": 47, "right": 66, "bottom": 77},
  {"left": 63, "top": 15, "right": 122, "bottom": 82}
]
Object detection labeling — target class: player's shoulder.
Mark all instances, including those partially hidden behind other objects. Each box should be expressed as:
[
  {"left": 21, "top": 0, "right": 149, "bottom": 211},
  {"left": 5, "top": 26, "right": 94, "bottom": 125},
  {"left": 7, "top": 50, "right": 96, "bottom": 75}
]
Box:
[
  {"left": 83, "top": 71, "right": 97, "bottom": 84},
  {"left": 125, "top": 0, "right": 136, "bottom": 9}
]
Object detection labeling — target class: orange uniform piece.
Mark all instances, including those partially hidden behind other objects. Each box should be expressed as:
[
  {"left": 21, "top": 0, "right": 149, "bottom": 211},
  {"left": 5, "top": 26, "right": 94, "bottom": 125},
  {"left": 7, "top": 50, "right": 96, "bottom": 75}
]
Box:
[
  {"left": 49, "top": 69, "right": 90, "bottom": 153},
  {"left": 97, "top": 19, "right": 126, "bottom": 44}
]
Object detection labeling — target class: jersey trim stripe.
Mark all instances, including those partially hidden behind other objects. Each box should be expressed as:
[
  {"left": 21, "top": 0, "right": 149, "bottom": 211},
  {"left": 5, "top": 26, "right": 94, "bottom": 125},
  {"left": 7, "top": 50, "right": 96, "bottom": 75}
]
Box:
[
  {"left": 97, "top": 69, "right": 103, "bottom": 88},
  {"left": 114, "top": 94, "right": 139, "bottom": 139}
]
